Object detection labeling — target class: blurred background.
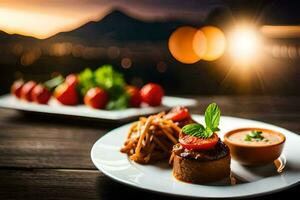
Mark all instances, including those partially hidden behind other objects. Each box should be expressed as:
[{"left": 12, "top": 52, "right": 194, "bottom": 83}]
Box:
[{"left": 0, "top": 0, "right": 299, "bottom": 96}]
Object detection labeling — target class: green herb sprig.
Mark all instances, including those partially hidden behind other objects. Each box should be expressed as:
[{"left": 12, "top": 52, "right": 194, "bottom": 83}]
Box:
[
  {"left": 182, "top": 103, "right": 221, "bottom": 138},
  {"left": 244, "top": 130, "right": 264, "bottom": 141}
]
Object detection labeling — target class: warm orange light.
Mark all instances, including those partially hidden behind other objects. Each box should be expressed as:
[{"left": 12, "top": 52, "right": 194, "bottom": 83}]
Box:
[
  {"left": 200, "top": 26, "right": 226, "bottom": 61},
  {"left": 0, "top": 8, "right": 78, "bottom": 39},
  {"left": 0, "top": 6, "right": 109, "bottom": 39},
  {"left": 168, "top": 26, "right": 201, "bottom": 64},
  {"left": 192, "top": 30, "right": 207, "bottom": 58}
]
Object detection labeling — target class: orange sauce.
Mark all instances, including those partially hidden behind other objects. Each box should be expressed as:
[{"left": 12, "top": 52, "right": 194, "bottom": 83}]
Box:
[{"left": 228, "top": 130, "right": 283, "bottom": 146}]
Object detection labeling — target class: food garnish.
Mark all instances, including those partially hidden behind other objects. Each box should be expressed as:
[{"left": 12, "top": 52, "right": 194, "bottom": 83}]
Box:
[
  {"left": 179, "top": 103, "right": 220, "bottom": 150},
  {"left": 179, "top": 133, "right": 219, "bottom": 150},
  {"left": 182, "top": 103, "right": 220, "bottom": 138},
  {"left": 244, "top": 130, "right": 264, "bottom": 141}
]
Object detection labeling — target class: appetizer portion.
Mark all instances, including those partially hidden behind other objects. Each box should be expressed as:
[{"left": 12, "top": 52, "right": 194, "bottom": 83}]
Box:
[
  {"left": 171, "top": 103, "right": 231, "bottom": 184},
  {"left": 224, "top": 128, "right": 285, "bottom": 166},
  {"left": 10, "top": 65, "right": 165, "bottom": 110},
  {"left": 121, "top": 107, "right": 193, "bottom": 164}
]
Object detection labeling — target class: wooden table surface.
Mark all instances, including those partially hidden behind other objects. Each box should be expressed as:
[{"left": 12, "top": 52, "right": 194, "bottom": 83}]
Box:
[{"left": 0, "top": 96, "right": 299, "bottom": 200}]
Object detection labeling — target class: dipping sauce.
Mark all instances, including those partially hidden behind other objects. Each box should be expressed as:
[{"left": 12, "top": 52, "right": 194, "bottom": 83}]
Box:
[
  {"left": 224, "top": 128, "right": 286, "bottom": 166},
  {"left": 228, "top": 129, "right": 283, "bottom": 146}
]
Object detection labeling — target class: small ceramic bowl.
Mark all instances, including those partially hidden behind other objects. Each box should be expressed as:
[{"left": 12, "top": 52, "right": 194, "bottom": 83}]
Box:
[{"left": 224, "top": 128, "right": 285, "bottom": 166}]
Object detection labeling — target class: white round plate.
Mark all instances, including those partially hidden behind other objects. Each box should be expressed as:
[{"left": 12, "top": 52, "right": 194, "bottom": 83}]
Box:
[{"left": 91, "top": 115, "right": 300, "bottom": 198}]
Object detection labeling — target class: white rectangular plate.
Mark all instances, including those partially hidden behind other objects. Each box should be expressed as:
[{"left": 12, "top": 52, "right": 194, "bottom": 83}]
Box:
[{"left": 0, "top": 94, "right": 197, "bottom": 122}]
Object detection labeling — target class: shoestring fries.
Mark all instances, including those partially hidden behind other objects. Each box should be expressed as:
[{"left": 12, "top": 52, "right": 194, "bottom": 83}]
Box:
[{"left": 121, "top": 112, "right": 181, "bottom": 164}]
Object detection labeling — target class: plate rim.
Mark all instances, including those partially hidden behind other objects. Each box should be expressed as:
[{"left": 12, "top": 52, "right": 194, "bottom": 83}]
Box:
[{"left": 91, "top": 115, "right": 300, "bottom": 198}]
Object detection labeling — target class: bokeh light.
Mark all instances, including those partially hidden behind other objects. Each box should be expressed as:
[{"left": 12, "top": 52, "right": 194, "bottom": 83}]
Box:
[
  {"left": 11, "top": 43, "right": 23, "bottom": 55},
  {"left": 288, "top": 45, "right": 297, "bottom": 60},
  {"left": 72, "top": 44, "right": 85, "bottom": 57},
  {"left": 82, "top": 47, "right": 105, "bottom": 59},
  {"left": 20, "top": 47, "right": 41, "bottom": 66},
  {"left": 280, "top": 45, "right": 288, "bottom": 58},
  {"left": 228, "top": 26, "right": 260, "bottom": 63},
  {"left": 49, "top": 42, "right": 72, "bottom": 56},
  {"left": 200, "top": 26, "right": 226, "bottom": 61},
  {"left": 121, "top": 58, "right": 132, "bottom": 69},
  {"left": 192, "top": 30, "right": 207, "bottom": 58},
  {"left": 271, "top": 44, "right": 281, "bottom": 58},
  {"left": 168, "top": 26, "right": 201, "bottom": 64}
]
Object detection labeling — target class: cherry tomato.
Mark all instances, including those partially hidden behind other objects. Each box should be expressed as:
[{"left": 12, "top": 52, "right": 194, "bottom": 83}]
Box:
[
  {"left": 84, "top": 87, "right": 108, "bottom": 109},
  {"left": 179, "top": 133, "right": 219, "bottom": 150},
  {"left": 65, "top": 74, "right": 78, "bottom": 88},
  {"left": 54, "top": 83, "right": 78, "bottom": 105},
  {"left": 165, "top": 106, "right": 190, "bottom": 122},
  {"left": 125, "top": 85, "right": 141, "bottom": 107},
  {"left": 20, "top": 81, "right": 37, "bottom": 102},
  {"left": 140, "top": 83, "right": 164, "bottom": 106},
  {"left": 11, "top": 80, "right": 24, "bottom": 98},
  {"left": 31, "top": 84, "right": 51, "bottom": 104}
]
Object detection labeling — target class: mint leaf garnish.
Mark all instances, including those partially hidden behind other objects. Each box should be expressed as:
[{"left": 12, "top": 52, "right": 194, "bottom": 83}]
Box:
[{"left": 181, "top": 103, "right": 221, "bottom": 138}]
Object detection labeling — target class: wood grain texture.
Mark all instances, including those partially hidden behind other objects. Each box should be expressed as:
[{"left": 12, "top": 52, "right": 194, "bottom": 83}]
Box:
[
  {"left": 0, "top": 169, "right": 299, "bottom": 200},
  {"left": 0, "top": 96, "right": 299, "bottom": 199},
  {"left": 0, "top": 109, "right": 105, "bottom": 169},
  {"left": 0, "top": 169, "right": 187, "bottom": 200}
]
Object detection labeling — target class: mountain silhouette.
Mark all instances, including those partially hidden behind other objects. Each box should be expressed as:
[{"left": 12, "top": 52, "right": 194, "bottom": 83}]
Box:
[
  {"left": 46, "top": 10, "right": 197, "bottom": 44},
  {"left": 0, "top": 30, "right": 37, "bottom": 42},
  {"left": 0, "top": 9, "right": 201, "bottom": 46}
]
